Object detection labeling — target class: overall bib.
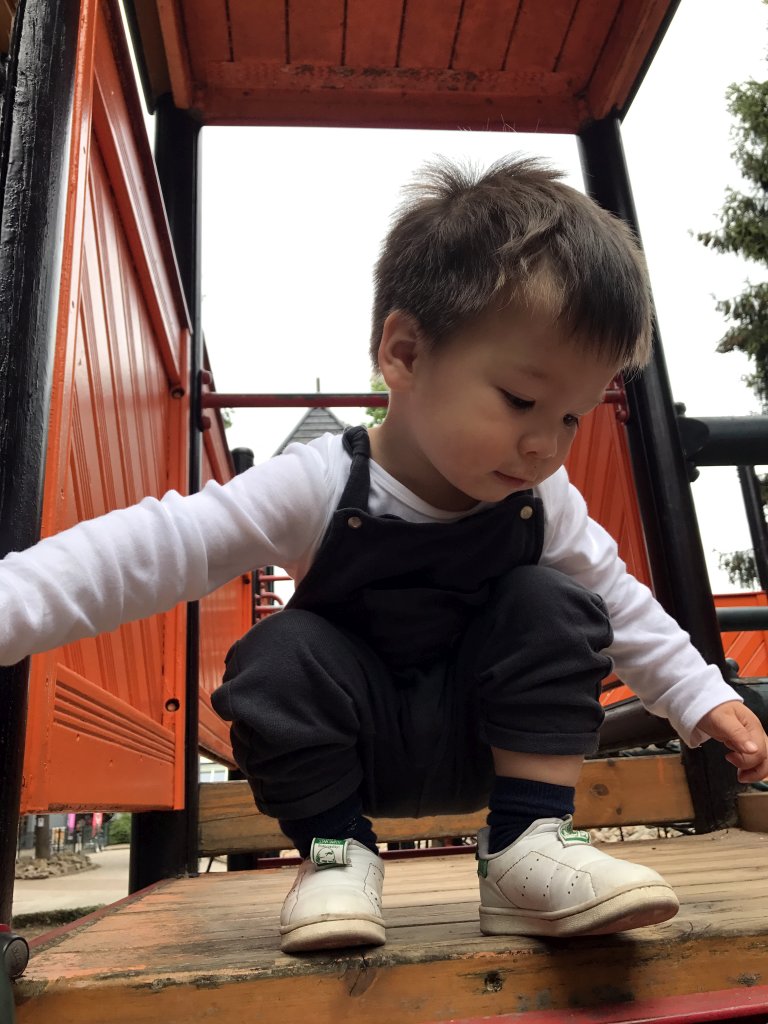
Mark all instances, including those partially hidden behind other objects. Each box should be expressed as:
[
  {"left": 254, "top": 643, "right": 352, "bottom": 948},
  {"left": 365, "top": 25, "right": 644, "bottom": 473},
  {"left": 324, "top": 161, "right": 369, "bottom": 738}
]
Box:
[{"left": 213, "top": 427, "right": 612, "bottom": 822}]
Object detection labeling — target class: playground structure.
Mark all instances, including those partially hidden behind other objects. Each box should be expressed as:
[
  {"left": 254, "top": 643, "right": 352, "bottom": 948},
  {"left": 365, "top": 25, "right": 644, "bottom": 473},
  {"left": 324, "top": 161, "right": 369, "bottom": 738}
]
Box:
[{"left": 1, "top": 0, "right": 768, "bottom": 1020}]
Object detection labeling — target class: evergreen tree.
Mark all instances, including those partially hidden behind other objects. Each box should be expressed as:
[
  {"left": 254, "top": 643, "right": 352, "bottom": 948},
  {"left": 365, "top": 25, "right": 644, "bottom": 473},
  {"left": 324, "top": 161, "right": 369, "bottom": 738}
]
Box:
[{"left": 698, "top": 29, "right": 768, "bottom": 588}]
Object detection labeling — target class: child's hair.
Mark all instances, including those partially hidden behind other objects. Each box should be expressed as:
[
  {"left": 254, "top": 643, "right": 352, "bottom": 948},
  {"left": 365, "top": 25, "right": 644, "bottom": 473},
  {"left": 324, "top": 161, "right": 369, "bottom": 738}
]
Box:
[{"left": 370, "top": 155, "right": 653, "bottom": 371}]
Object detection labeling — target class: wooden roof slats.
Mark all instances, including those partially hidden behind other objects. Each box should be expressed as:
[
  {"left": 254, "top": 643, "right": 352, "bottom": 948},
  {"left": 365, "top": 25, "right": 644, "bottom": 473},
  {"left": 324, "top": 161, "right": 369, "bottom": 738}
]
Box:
[
  {"left": 127, "top": 0, "right": 677, "bottom": 132},
  {"left": 451, "top": 0, "right": 521, "bottom": 72},
  {"left": 229, "top": 0, "right": 284, "bottom": 62},
  {"left": 507, "top": 0, "right": 580, "bottom": 72},
  {"left": 345, "top": 0, "right": 404, "bottom": 67},
  {"left": 288, "top": 0, "right": 344, "bottom": 64},
  {"left": 398, "top": 0, "right": 464, "bottom": 69},
  {"left": 586, "top": 0, "right": 672, "bottom": 120}
]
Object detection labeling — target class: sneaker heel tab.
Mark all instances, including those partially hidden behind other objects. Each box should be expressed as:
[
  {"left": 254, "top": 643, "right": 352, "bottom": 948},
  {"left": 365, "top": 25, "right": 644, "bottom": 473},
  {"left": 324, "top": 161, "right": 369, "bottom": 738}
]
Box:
[{"left": 310, "top": 837, "right": 351, "bottom": 868}]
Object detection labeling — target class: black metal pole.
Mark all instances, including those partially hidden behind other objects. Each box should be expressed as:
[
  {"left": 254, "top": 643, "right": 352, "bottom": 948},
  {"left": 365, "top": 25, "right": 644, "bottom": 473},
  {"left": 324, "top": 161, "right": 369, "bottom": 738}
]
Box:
[
  {"left": 578, "top": 116, "right": 738, "bottom": 832},
  {"left": 129, "top": 96, "right": 202, "bottom": 891},
  {"left": 0, "top": 0, "right": 80, "bottom": 927},
  {"left": 737, "top": 466, "right": 768, "bottom": 592}
]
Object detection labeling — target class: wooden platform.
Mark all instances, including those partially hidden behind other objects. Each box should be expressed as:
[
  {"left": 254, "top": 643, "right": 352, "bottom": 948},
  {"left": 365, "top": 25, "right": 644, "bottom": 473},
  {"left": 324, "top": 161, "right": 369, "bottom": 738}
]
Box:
[{"left": 14, "top": 829, "right": 768, "bottom": 1023}]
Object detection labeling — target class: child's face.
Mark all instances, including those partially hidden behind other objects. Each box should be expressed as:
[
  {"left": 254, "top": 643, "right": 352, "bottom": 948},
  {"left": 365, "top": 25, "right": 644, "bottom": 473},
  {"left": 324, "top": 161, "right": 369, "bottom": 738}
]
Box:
[{"left": 396, "top": 304, "right": 620, "bottom": 510}]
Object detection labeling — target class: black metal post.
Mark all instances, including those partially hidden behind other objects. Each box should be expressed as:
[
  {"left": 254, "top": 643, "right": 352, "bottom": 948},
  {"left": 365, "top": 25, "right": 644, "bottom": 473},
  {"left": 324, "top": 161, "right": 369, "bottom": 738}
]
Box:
[
  {"left": 737, "top": 466, "right": 768, "bottom": 592},
  {"left": 578, "top": 116, "right": 738, "bottom": 832},
  {"left": 0, "top": 0, "right": 80, "bottom": 926},
  {"left": 129, "top": 96, "right": 203, "bottom": 891}
]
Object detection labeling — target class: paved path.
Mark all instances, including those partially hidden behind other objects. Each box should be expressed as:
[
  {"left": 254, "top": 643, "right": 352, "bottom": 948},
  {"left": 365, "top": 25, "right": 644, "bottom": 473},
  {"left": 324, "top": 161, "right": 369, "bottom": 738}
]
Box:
[{"left": 12, "top": 848, "right": 226, "bottom": 916}]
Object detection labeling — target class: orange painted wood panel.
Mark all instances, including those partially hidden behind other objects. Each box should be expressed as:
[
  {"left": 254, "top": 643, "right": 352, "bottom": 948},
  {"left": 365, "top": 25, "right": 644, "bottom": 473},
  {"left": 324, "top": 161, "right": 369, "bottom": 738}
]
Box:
[
  {"left": 287, "top": 0, "right": 345, "bottom": 64},
  {"left": 451, "top": 0, "right": 521, "bottom": 72},
  {"left": 180, "top": 0, "right": 231, "bottom": 84},
  {"left": 566, "top": 402, "right": 652, "bottom": 587},
  {"left": 587, "top": 0, "right": 671, "bottom": 119},
  {"left": 555, "top": 0, "right": 622, "bottom": 76},
  {"left": 345, "top": 0, "right": 403, "bottom": 67},
  {"left": 22, "top": 0, "right": 190, "bottom": 813},
  {"left": 398, "top": 0, "right": 463, "bottom": 69},
  {"left": 505, "top": 0, "right": 578, "bottom": 71},
  {"left": 717, "top": 591, "right": 768, "bottom": 678},
  {"left": 229, "top": 0, "right": 285, "bottom": 62}
]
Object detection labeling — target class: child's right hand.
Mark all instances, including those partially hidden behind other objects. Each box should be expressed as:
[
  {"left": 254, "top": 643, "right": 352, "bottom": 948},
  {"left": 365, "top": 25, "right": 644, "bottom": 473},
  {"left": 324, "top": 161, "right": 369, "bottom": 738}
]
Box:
[{"left": 696, "top": 700, "right": 768, "bottom": 783}]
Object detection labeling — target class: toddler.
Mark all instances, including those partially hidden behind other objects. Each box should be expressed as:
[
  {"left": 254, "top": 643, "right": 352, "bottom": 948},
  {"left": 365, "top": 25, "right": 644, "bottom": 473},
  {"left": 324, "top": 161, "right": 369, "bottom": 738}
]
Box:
[{"left": 1, "top": 157, "right": 766, "bottom": 954}]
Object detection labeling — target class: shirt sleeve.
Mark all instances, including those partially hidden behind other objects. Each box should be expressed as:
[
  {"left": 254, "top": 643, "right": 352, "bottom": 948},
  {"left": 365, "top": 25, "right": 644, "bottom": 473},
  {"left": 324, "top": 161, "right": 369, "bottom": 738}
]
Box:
[
  {"left": 0, "top": 440, "right": 333, "bottom": 666},
  {"left": 536, "top": 467, "right": 740, "bottom": 748}
]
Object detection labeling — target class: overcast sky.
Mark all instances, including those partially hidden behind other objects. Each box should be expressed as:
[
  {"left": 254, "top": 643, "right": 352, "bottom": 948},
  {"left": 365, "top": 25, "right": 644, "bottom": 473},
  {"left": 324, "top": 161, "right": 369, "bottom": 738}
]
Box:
[{"left": 199, "top": 0, "right": 768, "bottom": 591}]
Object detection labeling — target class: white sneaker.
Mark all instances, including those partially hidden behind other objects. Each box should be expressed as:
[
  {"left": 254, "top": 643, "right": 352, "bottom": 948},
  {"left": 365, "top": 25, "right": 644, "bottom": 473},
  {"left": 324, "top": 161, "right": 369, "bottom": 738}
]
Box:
[
  {"left": 477, "top": 816, "right": 679, "bottom": 938},
  {"left": 280, "top": 838, "right": 386, "bottom": 953}
]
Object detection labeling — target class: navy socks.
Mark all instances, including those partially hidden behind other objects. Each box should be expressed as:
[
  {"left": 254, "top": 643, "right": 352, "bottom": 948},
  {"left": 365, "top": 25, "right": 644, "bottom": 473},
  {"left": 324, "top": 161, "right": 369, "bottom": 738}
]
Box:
[
  {"left": 279, "top": 778, "right": 573, "bottom": 858},
  {"left": 279, "top": 792, "right": 379, "bottom": 859},
  {"left": 487, "top": 776, "right": 575, "bottom": 854}
]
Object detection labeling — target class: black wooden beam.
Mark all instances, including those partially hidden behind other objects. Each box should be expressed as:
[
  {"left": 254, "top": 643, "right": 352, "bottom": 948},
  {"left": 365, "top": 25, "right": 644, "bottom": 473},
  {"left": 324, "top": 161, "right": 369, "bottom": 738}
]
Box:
[
  {"left": 0, "top": 0, "right": 80, "bottom": 927},
  {"left": 578, "top": 116, "right": 739, "bottom": 833},
  {"left": 129, "top": 96, "right": 203, "bottom": 891}
]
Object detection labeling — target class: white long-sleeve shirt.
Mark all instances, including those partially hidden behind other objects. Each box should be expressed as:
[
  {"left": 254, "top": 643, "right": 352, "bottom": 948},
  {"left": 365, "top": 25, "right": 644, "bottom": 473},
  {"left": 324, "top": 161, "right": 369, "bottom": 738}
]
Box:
[{"left": 0, "top": 432, "right": 737, "bottom": 746}]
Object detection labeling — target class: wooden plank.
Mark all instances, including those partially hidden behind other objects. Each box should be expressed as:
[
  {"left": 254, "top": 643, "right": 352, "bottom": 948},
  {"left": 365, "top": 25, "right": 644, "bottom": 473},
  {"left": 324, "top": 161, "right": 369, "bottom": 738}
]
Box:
[
  {"left": 200, "top": 59, "right": 583, "bottom": 132},
  {"left": 397, "top": 0, "right": 463, "bottom": 69},
  {"left": 287, "top": 0, "right": 344, "bottom": 64},
  {"left": 229, "top": 0, "right": 285, "bottom": 62},
  {"left": 505, "top": 0, "right": 578, "bottom": 71},
  {"left": 555, "top": 0, "right": 622, "bottom": 75},
  {"left": 15, "top": 831, "right": 768, "bottom": 1023},
  {"left": 451, "top": 0, "right": 521, "bottom": 72},
  {"left": 198, "top": 755, "right": 694, "bottom": 855},
  {"left": 739, "top": 791, "right": 768, "bottom": 832},
  {"left": 180, "top": 0, "right": 230, "bottom": 83},
  {"left": 586, "top": 0, "right": 671, "bottom": 119},
  {"left": 344, "top": 0, "right": 403, "bottom": 67},
  {"left": 156, "top": 0, "right": 195, "bottom": 108}
]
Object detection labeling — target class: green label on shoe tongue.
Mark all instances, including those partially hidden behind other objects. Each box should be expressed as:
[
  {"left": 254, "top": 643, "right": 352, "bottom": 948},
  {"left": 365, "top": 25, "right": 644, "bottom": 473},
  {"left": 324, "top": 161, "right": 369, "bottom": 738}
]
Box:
[
  {"left": 310, "top": 838, "right": 350, "bottom": 868},
  {"left": 557, "top": 820, "right": 591, "bottom": 845}
]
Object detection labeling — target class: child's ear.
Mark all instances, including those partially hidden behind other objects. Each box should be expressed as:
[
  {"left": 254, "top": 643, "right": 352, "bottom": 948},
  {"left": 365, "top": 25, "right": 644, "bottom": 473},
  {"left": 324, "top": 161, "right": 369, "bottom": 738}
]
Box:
[{"left": 377, "top": 311, "right": 424, "bottom": 392}]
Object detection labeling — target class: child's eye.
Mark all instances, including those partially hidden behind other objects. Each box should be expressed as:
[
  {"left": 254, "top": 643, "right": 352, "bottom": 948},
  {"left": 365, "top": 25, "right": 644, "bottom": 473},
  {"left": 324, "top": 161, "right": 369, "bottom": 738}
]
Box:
[
  {"left": 563, "top": 414, "right": 580, "bottom": 429},
  {"left": 501, "top": 390, "right": 534, "bottom": 411}
]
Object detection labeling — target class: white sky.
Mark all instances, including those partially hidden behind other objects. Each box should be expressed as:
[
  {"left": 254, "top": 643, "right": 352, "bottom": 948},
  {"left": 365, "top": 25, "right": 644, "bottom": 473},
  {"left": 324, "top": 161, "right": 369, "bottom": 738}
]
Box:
[{"left": 199, "top": 0, "right": 768, "bottom": 592}]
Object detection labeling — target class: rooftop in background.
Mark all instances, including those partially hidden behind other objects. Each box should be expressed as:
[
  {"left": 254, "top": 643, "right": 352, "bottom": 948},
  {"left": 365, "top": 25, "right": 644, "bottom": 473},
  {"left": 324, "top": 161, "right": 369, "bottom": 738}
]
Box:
[
  {"left": 274, "top": 406, "right": 347, "bottom": 455},
  {"left": 123, "top": 0, "right": 680, "bottom": 133}
]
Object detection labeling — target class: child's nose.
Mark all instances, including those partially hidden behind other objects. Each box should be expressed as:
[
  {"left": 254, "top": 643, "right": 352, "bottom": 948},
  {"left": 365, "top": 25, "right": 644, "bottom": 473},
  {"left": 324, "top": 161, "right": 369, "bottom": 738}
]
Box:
[{"left": 521, "top": 428, "right": 558, "bottom": 460}]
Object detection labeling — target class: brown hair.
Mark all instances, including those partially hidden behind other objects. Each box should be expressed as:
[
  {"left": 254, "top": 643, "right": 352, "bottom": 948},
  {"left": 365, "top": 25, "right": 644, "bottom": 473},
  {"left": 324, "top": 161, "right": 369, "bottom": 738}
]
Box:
[{"left": 370, "top": 156, "right": 653, "bottom": 370}]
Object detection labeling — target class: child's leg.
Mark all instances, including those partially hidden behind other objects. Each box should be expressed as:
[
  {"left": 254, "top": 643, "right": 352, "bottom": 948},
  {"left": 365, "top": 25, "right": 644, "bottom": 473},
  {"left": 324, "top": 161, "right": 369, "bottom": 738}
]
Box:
[
  {"left": 459, "top": 565, "right": 679, "bottom": 936},
  {"left": 213, "top": 608, "right": 397, "bottom": 952}
]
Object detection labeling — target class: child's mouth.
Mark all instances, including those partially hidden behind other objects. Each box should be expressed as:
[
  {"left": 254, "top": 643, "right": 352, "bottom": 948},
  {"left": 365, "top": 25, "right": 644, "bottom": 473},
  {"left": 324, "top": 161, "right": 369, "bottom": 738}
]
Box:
[{"left": 493, "top": 471, "right": 530, "bottom": 489}]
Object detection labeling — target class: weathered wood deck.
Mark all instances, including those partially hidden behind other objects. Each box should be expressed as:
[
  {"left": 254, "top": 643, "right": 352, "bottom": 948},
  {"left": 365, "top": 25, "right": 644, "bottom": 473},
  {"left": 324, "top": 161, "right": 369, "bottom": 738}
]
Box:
[{"left": 13, "top": 829, "right": 768, "bottom": 1023}]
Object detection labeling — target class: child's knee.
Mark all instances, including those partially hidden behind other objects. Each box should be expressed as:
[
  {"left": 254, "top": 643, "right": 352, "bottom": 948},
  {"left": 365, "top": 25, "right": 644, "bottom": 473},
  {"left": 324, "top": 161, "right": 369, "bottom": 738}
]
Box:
[{"left": 497, "top": 564, "right": 613, "bottom": 652}]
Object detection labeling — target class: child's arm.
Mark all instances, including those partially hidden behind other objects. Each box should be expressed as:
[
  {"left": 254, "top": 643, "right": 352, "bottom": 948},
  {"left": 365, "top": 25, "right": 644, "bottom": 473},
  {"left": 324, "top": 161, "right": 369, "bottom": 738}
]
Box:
[
  {"left": 0, "top": 441, "right": 332, "bottom": 666},
  {"left": 537, "top": 467, "right": 767, "bottom": 757}
]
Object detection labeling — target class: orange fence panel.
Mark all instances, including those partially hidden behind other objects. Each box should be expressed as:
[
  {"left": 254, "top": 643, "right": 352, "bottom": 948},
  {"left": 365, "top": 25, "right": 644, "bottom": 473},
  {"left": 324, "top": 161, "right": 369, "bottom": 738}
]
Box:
[{"left": 21, "top": 1, "right": 190, "bottom": 813}]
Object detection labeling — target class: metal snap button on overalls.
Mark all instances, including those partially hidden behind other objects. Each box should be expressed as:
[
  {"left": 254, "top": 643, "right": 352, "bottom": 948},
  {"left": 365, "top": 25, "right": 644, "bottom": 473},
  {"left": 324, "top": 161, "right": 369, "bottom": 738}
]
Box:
[
  {"left": 347, "top": 516, "right": 363, "bottom": 529},
  {"left": 519, "top": 505, "right": 534, "bottom": 520}
]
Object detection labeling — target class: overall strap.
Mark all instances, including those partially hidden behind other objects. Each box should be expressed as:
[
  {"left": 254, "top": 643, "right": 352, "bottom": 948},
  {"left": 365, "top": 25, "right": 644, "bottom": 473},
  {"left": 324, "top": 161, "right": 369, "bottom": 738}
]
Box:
[{"left": 339, "top": 425, "right": 372, "bottom": 511}]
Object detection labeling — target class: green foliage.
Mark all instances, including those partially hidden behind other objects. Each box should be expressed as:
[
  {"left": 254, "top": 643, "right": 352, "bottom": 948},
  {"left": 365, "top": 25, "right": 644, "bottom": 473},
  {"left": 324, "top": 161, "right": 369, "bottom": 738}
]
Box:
[
  {"left": 107, "top": 813, "right": 131, "bottom": 845},
  {"left": 365, "top": 375, "right": 389, "bottom": 427},
  {"left": 699, "top": 29, "right": 768, "bottom": 586},
  {"left": 697, "top": 70, "right": 768, "bottom": 405},
  {"left": 718, "top": 549, "right": 759, "bottom": 590}
]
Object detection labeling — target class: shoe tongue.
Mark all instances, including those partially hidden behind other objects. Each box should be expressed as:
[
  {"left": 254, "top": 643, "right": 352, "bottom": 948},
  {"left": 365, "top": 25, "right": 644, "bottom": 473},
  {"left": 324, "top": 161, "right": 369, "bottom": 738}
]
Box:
[
  {"left": 310, "top": 838, "right": 351, "bottom": 868},
  {"left": 556, "top": 818, "right": 592, "bottom": 847}
]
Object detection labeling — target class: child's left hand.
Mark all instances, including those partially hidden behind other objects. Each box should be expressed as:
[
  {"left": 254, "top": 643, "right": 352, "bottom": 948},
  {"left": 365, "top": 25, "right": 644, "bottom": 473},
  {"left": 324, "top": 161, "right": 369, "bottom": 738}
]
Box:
[{"left": 696, "top": 700, "right": 768, "bottom": 783}]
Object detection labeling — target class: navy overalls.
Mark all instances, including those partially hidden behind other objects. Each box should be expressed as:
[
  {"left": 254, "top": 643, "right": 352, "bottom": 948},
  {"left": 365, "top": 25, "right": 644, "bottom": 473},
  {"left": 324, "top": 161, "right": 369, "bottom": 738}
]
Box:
[{"left": 212, "top": 427, "right": 612, "bottom": 822}]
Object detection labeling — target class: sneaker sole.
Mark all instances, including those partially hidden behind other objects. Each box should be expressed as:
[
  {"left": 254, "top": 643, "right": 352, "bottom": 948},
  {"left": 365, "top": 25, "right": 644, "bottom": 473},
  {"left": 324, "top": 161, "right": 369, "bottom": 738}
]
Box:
[
  {"left": 479, "top": 884, "right": 679, "bottom": 938},
  {"left": 281, "top": 918, "right": 386, "bottom": 953}
]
